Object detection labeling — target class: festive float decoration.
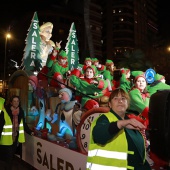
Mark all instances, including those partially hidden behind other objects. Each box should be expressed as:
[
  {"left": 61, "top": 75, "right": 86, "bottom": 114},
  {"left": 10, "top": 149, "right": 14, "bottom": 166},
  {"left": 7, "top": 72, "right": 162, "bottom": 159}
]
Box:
[
  {"left": 21, "top": 11, "right": 42, "bottom": 72},
  {"left": 65, "top": 22, "right": 79, "bottom": 70}
]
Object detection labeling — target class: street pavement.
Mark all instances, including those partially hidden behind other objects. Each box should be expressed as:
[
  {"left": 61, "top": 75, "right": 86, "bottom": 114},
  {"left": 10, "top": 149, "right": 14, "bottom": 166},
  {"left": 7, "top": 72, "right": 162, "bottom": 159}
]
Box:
[{"left": 0, "top": 155, "right": 36, "bottom": 170}]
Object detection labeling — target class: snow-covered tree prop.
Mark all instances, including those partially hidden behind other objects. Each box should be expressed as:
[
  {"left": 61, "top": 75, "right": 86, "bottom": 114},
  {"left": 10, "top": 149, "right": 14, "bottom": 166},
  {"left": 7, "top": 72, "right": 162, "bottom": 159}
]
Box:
[
  {"left": 21, "top": 12, "right": 42, "bottom": 72},
  {"left": 65, "top": 22, "right": 79, "bottom": 70}
]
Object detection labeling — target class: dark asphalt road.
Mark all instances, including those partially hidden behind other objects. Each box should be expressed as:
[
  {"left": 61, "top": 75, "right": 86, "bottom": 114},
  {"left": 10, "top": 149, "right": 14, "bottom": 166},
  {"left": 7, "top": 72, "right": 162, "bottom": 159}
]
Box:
[{"left": 0, "top": 155, "right": 36, "bottom": 170}]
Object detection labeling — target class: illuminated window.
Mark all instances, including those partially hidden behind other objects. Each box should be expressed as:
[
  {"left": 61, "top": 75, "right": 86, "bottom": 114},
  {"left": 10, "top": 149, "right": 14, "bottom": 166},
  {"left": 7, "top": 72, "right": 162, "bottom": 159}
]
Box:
[
  {"left": 119, "top": 10, "right": 121, "bottom": 13},
  {"left": 120, "top": 18, "right": 124, "bottom": 21},
  {"left": 113, "top": 9, "right": 116, "bottom": 13}
]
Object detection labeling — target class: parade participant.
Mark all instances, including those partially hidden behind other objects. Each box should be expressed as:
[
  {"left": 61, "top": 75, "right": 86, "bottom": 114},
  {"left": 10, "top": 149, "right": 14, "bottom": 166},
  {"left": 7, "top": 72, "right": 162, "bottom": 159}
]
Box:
[
  {"left": 37, "top": 41, "right": 62, "bottom": 82},
  {"left": 48, "top": 50, "right": 69, "bottom": 89},
  {"left": 127, "top": 71, "right": 154, "bottom": 166},
  {"left": 86, "top": 88, "right": 151, "bottom": 170},
  {"left": 0, "top": 96, "right": 34, "bottom": 170},
  {"left": 92, "top": 58, "right": 105, "bottom": 76},
  {"left": 69, "top": 66, "right": 110, "bottom": 110},
  {"left": 147, "top": 73, "right": 170, "bottom": 96},
  {"left": 103, "top": 59, "right": 115, "bottom": 90},
  {"left": 81, "top": 58, "right": 96, "bottom": 77},
  {"left": 127, "top": 71, "right": 150, "bottom": 124},
  {"left": 119, "top": 68, "right": 132, "bottom": 93}
]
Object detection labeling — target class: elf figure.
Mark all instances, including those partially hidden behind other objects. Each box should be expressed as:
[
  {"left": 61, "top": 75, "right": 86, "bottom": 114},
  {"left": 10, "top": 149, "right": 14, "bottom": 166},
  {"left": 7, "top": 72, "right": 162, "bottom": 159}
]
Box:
[
  {"left": 103, "top": 59, "right": 115, "bottom": 90},
  {"left": 48, "top": 50, "right": 69, "bottom": 89},
  {"left": 92, "top": 58, "right": 105, "bottom": 77},
  {"left": 81, "top": 57, "right": 96, "bottom": 77},
  {"left": 147, "top": 73, "right": 170, "bottom": 96},
  {"left": 69, "top": 66, "right": 111, "bottom": 110},
  {"left": 37, "top": 41, "right": 62, "bottom": 82},
  {"left": 127, "top": 71, "right": 154, "bottom": 166},
  {"left": 127, "top": 71, "right": 150, "bottom": 124},
  {"left": 119, "top": 68, "right": 132, "bottom": 93}
]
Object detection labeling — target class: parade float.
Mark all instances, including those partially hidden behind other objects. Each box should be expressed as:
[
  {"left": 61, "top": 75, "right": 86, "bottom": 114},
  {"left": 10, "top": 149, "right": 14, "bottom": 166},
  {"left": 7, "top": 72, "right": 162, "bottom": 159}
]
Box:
[{"left": 7, "top": 12, "right": 111, "bottom": 170}]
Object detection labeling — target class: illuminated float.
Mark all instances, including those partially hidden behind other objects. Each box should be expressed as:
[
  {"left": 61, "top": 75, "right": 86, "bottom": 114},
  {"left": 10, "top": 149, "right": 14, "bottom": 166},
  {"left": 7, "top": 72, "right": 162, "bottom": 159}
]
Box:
[{"left": 8, "top": 12, "right": 110, "bottom": 169}]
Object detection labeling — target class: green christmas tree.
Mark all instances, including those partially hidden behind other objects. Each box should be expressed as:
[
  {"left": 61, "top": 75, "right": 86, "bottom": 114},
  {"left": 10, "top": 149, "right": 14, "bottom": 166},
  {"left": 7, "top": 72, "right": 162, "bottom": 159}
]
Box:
[
  {"left": 21, "top": 11, "right": 42, "bottom": 72},
  {"left": 65, "top": 22, "right": 79, "bottom": 70}
]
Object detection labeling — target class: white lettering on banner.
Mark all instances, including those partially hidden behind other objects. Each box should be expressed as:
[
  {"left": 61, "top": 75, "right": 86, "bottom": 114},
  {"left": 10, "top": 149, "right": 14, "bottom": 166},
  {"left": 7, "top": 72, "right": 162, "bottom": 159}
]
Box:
[
  {"left": 30, "top": 60, "right": 35, "bottom": 67},
  {"left": 36, "top": 141, "right": 78, "bottom": 170},
  {"left": 71, "top": 52, "right": 75, "bottom": 58},
  {"left": 22, "top": 134, "right": 87, "bottom": 170},
  {"left": 31, "top": 52, "right": 36, "bottom": 59},
  {"left": 71, "top": 59, "right": 75, "bottom": 64},
  {"left": 32, "top": 30, "right": 38, "bottom": 37},
  {"left": 31, "top": 44, "right": 36, "bottom": 51},
  {"left": 71, "top": 39, "right": 76, "bottom": 45},
  {"left": 71, "top": 32, "right": 76, "bottom": 38},
  {"left": 33, "top": 22, "right": 38, "bottom": 29}
]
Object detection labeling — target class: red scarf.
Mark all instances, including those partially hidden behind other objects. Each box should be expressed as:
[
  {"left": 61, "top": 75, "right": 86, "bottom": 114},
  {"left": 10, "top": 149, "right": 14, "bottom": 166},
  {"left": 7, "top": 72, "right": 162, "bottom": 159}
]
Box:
[{"left": 11, "top": 106, "right": 19, "bottom": 140}]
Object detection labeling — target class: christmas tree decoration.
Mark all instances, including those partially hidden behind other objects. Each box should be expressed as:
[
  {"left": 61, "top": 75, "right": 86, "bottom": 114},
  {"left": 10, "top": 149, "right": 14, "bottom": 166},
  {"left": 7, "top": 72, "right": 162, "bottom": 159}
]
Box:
[
  {"left": 21, "top": 12, "right": 42, "bottom": 72},
  {"left": 65, "top": 22, "right": 79, "bottom": 70}
]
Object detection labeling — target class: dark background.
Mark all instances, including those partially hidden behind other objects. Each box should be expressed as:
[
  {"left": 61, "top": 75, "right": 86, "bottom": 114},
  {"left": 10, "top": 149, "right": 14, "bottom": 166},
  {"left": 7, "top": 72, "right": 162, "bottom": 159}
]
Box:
[{"left": 0, "top": 0, "right": 170, "bottom": 66}]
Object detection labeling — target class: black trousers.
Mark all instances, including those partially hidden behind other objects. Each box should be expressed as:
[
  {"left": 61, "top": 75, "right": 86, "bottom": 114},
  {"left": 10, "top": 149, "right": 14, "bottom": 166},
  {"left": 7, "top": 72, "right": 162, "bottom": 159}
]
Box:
[{"left": 0, "top": 140, "right": 18, "bottom": 170}]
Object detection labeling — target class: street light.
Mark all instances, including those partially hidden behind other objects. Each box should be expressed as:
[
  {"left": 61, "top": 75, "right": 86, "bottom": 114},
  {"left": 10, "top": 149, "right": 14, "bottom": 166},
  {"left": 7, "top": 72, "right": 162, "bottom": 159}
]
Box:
[
  {"left": 3, "top": 33, "right": 11, "bottom": 96},
  {"left": 4, "top": 33, "right": 11, "bottom": 80}
]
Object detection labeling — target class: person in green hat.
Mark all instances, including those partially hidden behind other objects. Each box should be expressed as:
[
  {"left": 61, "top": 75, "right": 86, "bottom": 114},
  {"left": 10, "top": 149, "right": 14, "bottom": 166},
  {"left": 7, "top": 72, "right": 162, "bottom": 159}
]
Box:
[
  {"left": 119, "top": 68, "right": 132, "bottom": 93},
  {"left": 69, "top": 65, "right": 111, "bottom": 110},
  {"left": 92, "top": 58, "right": 106, "bottom": 76},
  {"left": 127, "top": 71, "right": 154, "bottom": 166},
  {"left": 47, "top": 50, "right": 69, "bottom": 88},
  {"left": 147, "top": 73, "right": 170, "bottom": 96},
  {"left": 127, "top": 71, "right": 150, "bottom": 125},
  {"left": 81, "top": 57, "right": 93, "bottom": 76},
  {"left": 37, "top": 41, "right": 62, "bottom": 82},
  {"left": 102, "top": 59, "right": 116, "bottom": 90}
]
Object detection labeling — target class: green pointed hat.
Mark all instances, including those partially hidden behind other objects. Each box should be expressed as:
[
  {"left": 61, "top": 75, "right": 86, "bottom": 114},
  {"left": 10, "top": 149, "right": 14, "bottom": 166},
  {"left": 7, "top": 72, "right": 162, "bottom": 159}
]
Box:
[
  {"left": 92, "top": 58, "right": 99, "bottom": 62},
  {"left": 84, "top": 57, "right": 91, "bottom": 61},
  {"left": 85, "top": 65, "right": 97, "bottom": 74},
  {"left": 155, "top": 73, "right": 165, "bottom": 81},
  {"left": 124, "top": 68, "right": 130, "bottom": 74},
  {"left": 105, "top": 59, "right": 114, "bottom": 65},
  {"left": 58, "top": 50, "right": 67, "bottom": 59},
  {"left": 131, "top": 71, "right": 145, "bottom": 81}
]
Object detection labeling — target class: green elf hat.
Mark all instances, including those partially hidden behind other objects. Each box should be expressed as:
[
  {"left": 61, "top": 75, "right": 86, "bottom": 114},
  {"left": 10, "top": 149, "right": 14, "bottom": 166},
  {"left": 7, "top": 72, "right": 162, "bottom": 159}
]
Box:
[
  {"left": 84, "top": 57, "right": 92, "bottom": 64},
  {"left": 92, "top": 58, "right": 99, "bottom": 63},
  {"left": 58, "top": 50, "right": 67, "bottom": 59},
  {"left": 124, "top": 68, "right": 130, "bottom": 74},
  {"left": 85, "top": 65, "right": 97, "bottom": 74},
  {"left": 105, "top": 59, "right": 114, "bottom": 66},
  {"left": 131, "top": 70, "right": 145, "bottom": 81},
  {"left": 155, "top": 73, "right": 165, "bottom": 81}
]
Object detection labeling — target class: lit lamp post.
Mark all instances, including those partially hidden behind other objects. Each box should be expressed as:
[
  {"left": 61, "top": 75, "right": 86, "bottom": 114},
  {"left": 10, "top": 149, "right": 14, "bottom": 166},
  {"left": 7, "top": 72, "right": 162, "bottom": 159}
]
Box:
[{"left": 3, "top": 33, "right": 11, "bottom": 95}]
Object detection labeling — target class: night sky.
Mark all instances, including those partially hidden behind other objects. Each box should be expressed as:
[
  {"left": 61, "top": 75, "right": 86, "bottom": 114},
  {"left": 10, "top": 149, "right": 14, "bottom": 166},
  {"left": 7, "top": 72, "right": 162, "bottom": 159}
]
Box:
[{"left": 0, "top": 0, "right": 170, "bottom": 66}]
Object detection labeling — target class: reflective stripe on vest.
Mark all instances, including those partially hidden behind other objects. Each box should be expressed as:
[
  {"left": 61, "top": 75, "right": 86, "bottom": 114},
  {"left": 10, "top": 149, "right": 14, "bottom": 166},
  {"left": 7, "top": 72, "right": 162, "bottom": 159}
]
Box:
[
  {"left": 86, "top": 162, "right": 127, "bottom": 170},
  {"left": 88, "top": 149, "right": 128, "bottom": 160}
]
